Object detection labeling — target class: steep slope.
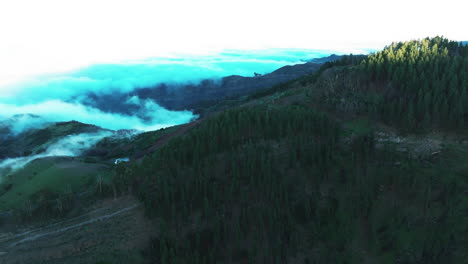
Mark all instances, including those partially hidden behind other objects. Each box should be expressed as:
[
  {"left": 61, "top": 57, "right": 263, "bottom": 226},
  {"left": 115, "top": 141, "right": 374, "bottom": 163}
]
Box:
[
  {"left": 310, "top": 37, "right": 468, "bottom": 132},
  {"left": 108, "top": 38, "right": 467, "bottom": 264}
]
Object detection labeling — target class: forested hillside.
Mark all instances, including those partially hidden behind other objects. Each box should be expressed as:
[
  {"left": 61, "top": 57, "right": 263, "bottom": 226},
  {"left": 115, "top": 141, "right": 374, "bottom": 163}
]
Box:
[
  {"left": 313, "top": 37, "right": 468, "bottom": 131},
  {"left": 111, "top": 37, "right": 468, "bottom": 263}
]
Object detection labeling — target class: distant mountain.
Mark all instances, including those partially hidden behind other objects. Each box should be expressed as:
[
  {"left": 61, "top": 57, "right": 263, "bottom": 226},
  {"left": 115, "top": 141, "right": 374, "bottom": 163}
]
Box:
[
  {"left": 85, "top": 57, "right": 335, "bottom": 115},
  {"left": 0, "top": 114, "right": 42, "bottom": 139},
  {"left": 308, "top": 54, "right": 343, "bottom": 63},
  {"left": 140, "top": 60, "right": 328, "bottom": 110}
]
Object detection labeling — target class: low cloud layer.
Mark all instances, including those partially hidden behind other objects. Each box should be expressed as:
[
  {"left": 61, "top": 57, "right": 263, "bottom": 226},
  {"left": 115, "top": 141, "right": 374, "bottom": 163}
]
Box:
[
  {"left": 0, "top": 131, "right": 112, "bottom": 174},
  {"left": 0, "top": 49, "right": 336, "bottom": 134},
  {"left": 0, "top": 49, "right": 339, "bottom": 174},
  {"left": 1, "top": 49, "right": 336, "bottom": 103},
  {"left": 0, "top": 99, "right": 195, "bottom": 133},
  {"left": 0, "top": 49, "right": 331, "bottom": 133}
]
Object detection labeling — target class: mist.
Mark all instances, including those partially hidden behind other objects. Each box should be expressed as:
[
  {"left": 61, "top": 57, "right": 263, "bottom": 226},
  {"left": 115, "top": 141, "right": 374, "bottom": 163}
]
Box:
[
  {"left": 0, "top": 99, "right": 195, "bottom": 132},
  {"left": 0, "top": 131, "right": 113, "bottom": 175}
]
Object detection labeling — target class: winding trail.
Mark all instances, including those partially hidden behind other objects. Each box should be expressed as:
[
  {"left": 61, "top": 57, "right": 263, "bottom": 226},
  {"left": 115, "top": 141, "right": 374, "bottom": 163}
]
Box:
[{"left": 7, "top": 204, "right": 139, "bottom": 248}]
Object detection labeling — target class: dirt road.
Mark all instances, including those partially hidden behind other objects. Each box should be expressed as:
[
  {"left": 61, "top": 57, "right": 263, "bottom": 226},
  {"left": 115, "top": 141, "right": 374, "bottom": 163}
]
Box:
[{"left": 0, "top": 196, "right": 155, "bottom": 264}]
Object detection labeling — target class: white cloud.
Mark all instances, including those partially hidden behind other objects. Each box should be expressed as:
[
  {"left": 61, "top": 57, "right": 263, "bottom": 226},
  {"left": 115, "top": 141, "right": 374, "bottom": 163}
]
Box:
[
  {"left": 1, "top": 0, "right": 465, "bottom": 84},
  {"left": 0, "top": 48, "right": 332, "bottom": 135},
  {"left": 0, "top": 99, "right": 196, "bottom": 132},
  {"left": 0, "top": 50, "right": 331, "bottom": 102},
  {"left": 0, "top": 131, "right": 113, "bottom": 173}
]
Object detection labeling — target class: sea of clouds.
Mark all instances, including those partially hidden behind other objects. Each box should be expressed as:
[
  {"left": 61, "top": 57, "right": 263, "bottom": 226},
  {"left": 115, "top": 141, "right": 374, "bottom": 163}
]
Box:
[
  {"left": 0, "top": 48, "right": 338, "bottom": 133},
  {"left": 0, "top": 49, "right": 344, "bottom": 173}
]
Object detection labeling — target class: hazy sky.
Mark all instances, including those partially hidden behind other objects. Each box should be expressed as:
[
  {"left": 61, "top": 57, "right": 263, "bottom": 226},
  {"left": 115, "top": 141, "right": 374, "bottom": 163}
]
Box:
[{"left": 0, "top": 0, "right": 466, "bottom": 85}]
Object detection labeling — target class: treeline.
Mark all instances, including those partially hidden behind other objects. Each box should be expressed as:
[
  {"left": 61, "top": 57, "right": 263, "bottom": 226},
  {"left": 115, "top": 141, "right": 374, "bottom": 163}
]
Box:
[
  {"left": 361, "top": 37, "right": 468, "bottom": 130},
  {"left": 114, "top": 105, "right": 465, "bottom": 263}
]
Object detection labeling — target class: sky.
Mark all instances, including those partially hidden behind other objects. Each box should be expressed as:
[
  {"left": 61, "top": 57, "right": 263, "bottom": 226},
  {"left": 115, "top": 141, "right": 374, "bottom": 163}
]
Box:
[{"left": 0, "top": 0, "right": 466, "bottom": 86}]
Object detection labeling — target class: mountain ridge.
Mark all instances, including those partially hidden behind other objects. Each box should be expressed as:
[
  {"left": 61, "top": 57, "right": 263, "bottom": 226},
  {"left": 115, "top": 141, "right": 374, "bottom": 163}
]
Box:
[{"left": 84, "top": 55, "right": 344, "bottom": 116}]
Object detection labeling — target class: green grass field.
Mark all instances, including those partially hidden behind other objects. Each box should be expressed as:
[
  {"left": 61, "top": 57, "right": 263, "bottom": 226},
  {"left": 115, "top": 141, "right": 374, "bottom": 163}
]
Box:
[{"left": 0, "top": 157, "right": 110, "bottom": 210}]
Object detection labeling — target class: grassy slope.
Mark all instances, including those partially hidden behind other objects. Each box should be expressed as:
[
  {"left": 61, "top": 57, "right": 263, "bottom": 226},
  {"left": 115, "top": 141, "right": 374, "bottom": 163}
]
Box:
[
  {"left": 0, "top": 121, "right": 112, "bottom": 212},
  {"left": 0, "top": 157, "right": 109, "bottom": 210}
]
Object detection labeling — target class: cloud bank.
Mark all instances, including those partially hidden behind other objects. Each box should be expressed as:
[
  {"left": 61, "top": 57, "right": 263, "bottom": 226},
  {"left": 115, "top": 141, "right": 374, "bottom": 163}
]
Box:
[
  {"left": 0, "top": 49, "right": 337, "bottom": 133},
  {"left": 0, "top": 100, "right": 195, "bottom": 132},
  {"left": 0, "top": 49, "right": 344, "bottom": 173}
]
